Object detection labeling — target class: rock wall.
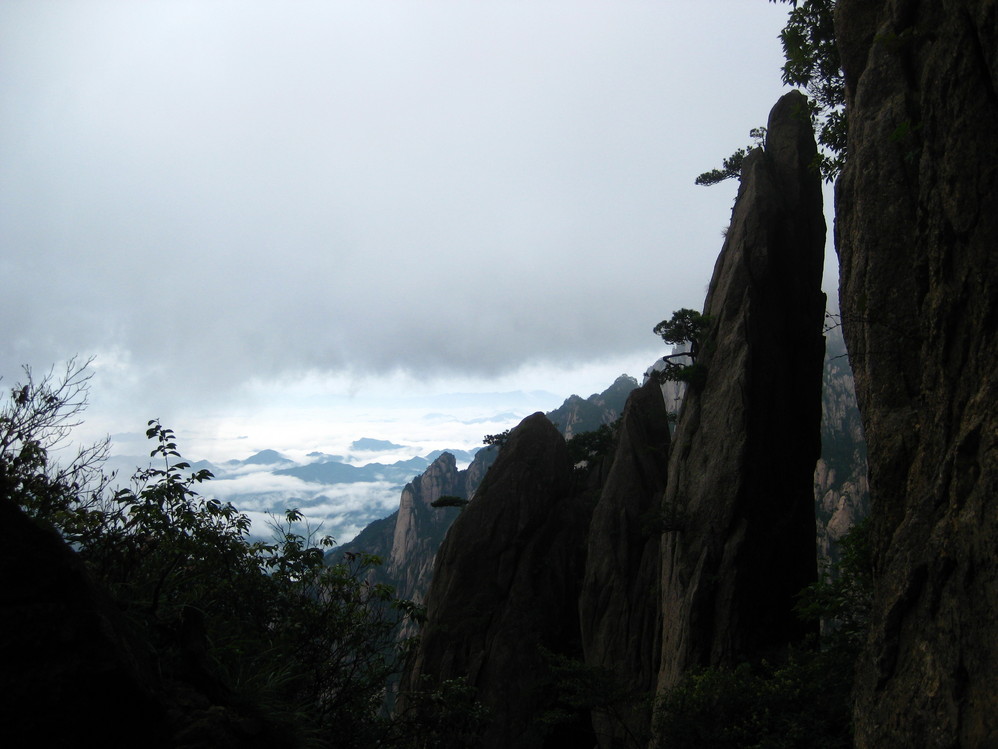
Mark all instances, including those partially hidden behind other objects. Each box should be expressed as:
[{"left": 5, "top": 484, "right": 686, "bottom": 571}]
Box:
[
  {"left": 548, "top": 374, "right": 638, "bottom": 439},
  {"left": 657, "top": 90, "right": 827, "bottom": 690},
  {"left": 403, "top": 413, "right": 595, "bottom": 748},
  {"left": 815, "top": 326, "right": 869, "bottom": 565},
  {"left": 385, "top": 452, "right": 465, "bottom": 606},
  {"left": 835, "top": 1, "right": 998, "bottom": 745},
  {"left": 580, "top": 378, "right": 670, "bottom": 747}
]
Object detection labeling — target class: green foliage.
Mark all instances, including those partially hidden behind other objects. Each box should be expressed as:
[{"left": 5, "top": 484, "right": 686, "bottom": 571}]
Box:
[
  {"left": 430, "top": 494, "right": 469, "bottom": 509},
  {"left": 654, "top": 520, "right": 873, "bottom": 748},
  {"left": 0, "top": 358, "right": 113, "bottom": 538},
  {"left": 653, "top": 309, "right": 711, "bottom": 387},
  {"left": 698, "top": 3, "right": 844, "bottom": 183},
  {"left": 771, "top": 0, "right": 845, "bottom": 180},
  {"left": 566, "top": 421, "right": 619, "bottom": 469},
  {"left": 655, "top": 655, "right": 851, "bottom": 749},
  {"left": 482, "top": 429, "right": 511, "bottom": 449},
  {"left": 536, "top": 647, "right": 650, "bottom": 748},
  {"left": 654, "top": 308, "right": 709, "bottom": 355},
  {"left": 695, "top": 127, "right": 767, "bottom": 186},
  {"left": 0, "top": 360, "right": 455, "bottom": 747},
  {"left": 641, "top": 497, "right": 687, "bottom": 534},
  {"left": 392, "top": 676, "right": 491, "bottom": 749},
  {"left": 795, "top": 517, "right": 873, "bottom": 651}
]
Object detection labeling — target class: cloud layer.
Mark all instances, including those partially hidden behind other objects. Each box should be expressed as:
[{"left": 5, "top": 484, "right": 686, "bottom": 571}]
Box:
[{"left": 1, "top": 2, "right": 828, "bottom": 454}]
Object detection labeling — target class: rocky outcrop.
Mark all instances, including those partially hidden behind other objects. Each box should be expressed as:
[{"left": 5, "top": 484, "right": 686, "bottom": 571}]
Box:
[
  {"left": 385, "top": 452, "right": 466, "bottom": 605},
  {"left": 657, "top": 90, "right": 827, "bottom": 690},
  {"left": 580, "top": 378, "right": 670, "bottom": 747},
  {"left": 336, "top": 377, "right": 634, "bottom": 610},
  {"left": 548, "top": 374, "right": 637, "bottom": 439},
  {"left": 404, "top": 413, "right": 595, "bottom": 748},
  {"left": 815, "top": 326, "right": 869, "bottom": 565},
  {"left": 834, "top": 2, "right": 998, "bottom": 745},
  {"left": 329, "top": 446, "right": 497, "bottom": 595}
]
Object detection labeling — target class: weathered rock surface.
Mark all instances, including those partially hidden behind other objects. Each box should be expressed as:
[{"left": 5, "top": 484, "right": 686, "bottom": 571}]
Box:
[
  {"left": 549, "top": 374, "right": 638, "bottom": 439},
  {"left": 404, "top": 413, "right": 595, "bottom": 748},
  {"left": 335, "top": 377, "right": 634, "bottom": 611},
  {"left": 580, "top": 378, "right": 670, "bottom": 748},
  {"left": 835, "top": 2, "right": 998, "bottom": 745},
  {"left": 329, "top": 446, "right": 497, "bottom": 594},
  {"left": 385, "top": 452, "right": 466, "bottom": 605},
  {"left": 815, "top": 326, "right": 869, "bottom": 565},
  {"left": 657, "top": 90, "right": 827, "bottom": 690}
]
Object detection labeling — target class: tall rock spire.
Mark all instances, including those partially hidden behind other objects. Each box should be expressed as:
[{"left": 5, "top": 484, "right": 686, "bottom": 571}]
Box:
[{"left": 657, "top": 89, "right": 827, "bottom": 691}]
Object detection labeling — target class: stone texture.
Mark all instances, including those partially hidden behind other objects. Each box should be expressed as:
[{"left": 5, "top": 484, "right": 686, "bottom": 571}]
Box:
[
  {"left": 548, "top": 375, "right": 638, "bottom": 439},
  {"left": 386, "top": 452, "right": 466, "bottom": 606},
  {"left": 834, "top": 1, "right": 998, "bottom": 745},
  {"left": 657, "top": 90, "right": 827, "bottom": 690},
  {"left": 404, "top": 413, "right": 595, "bottom": 748},
  {"left": 579, "top": 378, "right": 670, "bottom": 748},
  {"left": 334, "top": 376, "right": 633, "bottom": 611},
  {"left": 815, "top": 327, "right": 869, "bottom": 566}
]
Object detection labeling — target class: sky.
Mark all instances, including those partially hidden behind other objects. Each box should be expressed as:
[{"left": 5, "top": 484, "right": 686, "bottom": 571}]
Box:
[{"left": 0, "top": 1, "right": 835, "bottom": 467}]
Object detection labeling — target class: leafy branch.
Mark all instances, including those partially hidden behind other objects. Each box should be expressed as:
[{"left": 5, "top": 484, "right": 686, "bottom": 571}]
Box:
[
  {"left": 695, "top": 128, "right": 767, "bottom": 186},
  {"left": 652, "top": 309, "right": 712, "bottom": 389}
]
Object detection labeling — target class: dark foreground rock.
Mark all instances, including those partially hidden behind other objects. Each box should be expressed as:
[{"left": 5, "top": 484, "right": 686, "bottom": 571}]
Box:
[
  {"left": 579, "top": 378, "right": 670, "bottom": 747},
  {"left": 403, "top": 413, "right": 594, "bottom": 748},
  {"left": 835, "top": 1, "right": 998, "bottom": 745},
  {"left": 0, "top": 498, "right": 170, "bottom": 747}
]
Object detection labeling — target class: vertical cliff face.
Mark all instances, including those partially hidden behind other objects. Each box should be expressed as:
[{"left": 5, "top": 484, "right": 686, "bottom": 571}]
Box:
[
  {"left": 815, "top": 327, "right": 869, "bottom": 564},
  {"left": 579, "top": 378, "right": 670, "bottom": 747},
  {"left": 404, "top": 413, "right": 595, "bottom": 748},
  {"left": 385, "top": 452, "right": 465, "bottom": 605},
  {"left": 834, "top": 2, "right": 998, "bottom": 745},
  {"left": 548, "top": 374, "right": 638, "bottom": 439},
  {"left": 657, "top": 90, "right": 827, "bottom": 690},
  {"left": 336, "top": 377, "right": 632, "bottom": 610}
]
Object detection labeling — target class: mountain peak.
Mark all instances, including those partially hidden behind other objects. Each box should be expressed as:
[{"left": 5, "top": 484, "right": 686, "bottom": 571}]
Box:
[
  {"left": 350, "top": 438, "right": 407, "bottom": 452},
  {"left": 241, "top": 449, "right": 292, "bottom": 466}
]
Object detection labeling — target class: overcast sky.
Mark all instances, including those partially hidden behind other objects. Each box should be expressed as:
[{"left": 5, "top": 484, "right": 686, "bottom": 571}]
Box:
[{"left": 0, "top": 1, "right": 833, "bottom": 462}]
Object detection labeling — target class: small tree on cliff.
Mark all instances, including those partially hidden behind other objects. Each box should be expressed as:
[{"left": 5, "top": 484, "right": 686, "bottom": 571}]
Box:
[
  {"left": 771, "top": 0, "right": 844, "bottom": 179},
  {"left": 698, "top": 2, "right": 844, "bottom": 183},
  {"left": 653, "top": 309, "right": 710, "bottom": 388},
  {"left": 695, "top": 127, "right": 767, "bottom": 186},
  {"left": 482, "top": 429, "right": 511, "bottom": 450}
]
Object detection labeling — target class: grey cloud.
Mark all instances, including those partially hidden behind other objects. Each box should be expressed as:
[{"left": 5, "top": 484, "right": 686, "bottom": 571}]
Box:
[{"left": 1, "top": 1, "right": 805, "bottom": 413}]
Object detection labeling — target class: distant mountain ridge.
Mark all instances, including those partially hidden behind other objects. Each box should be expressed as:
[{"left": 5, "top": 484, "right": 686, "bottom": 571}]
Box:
[
  {"left": 350, "top": 438, "right": 406, "bottom": 452},
  {"left": 330, "top": 375, "right": 639, "bottom": 606},
  {"left": 228, "top": 449, "right": 294, "bottom": 466}
]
